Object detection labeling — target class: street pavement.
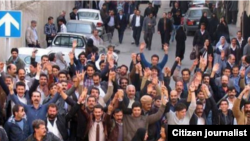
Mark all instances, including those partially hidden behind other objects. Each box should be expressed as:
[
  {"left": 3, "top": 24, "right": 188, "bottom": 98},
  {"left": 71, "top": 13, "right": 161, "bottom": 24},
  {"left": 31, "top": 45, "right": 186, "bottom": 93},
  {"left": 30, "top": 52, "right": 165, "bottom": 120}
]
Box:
[{"left": 108, "top": 1, "right": 193, "bottom": 88}]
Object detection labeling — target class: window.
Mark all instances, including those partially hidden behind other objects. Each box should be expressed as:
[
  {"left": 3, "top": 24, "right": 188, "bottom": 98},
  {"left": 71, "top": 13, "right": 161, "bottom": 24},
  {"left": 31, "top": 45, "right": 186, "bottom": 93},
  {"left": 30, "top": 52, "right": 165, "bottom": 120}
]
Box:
[
  {"left": 189, "top": 9, "right": 211, "bottom": 18},
  {"left": 54, "top": 36, "right": 85, "bottom": 48},
  {"left": 19, "top": 55, "right": 41, "bottom": 64},
  {"left": 67, "top": 23, "right": 92, "bottom": 34},
  {"left": 78, "top": 12, "right": 99, "bottom": 20}
]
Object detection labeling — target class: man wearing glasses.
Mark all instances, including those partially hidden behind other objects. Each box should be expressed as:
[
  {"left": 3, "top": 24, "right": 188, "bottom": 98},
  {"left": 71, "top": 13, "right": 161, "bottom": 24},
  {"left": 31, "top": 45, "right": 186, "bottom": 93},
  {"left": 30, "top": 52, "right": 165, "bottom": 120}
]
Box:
[{"left": 4, "top": 105, "right": 31, "bottom": 141}]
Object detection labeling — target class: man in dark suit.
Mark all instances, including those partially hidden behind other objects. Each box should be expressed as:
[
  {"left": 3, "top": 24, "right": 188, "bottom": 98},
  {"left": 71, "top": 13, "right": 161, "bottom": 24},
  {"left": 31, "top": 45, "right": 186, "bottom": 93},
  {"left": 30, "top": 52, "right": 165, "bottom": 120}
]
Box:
[
  {"left": 158, "top": 12, "right": 173, "bottom": 49},
  {"left": 70, "top": 7, "right": 78, "bottom": 20},
  {"left": 144, "top": 2, "right": 155, "bottom": 17},
  {"left": 131, "top": 10, "right": 144, "bottom": 46},
  {"left": 193, "top": 23, "right": 210, "bottom": 51},
  {"left": 116, "top": 10, "right": 127, "bottom": 44},
  {"left": 236, "top": 31, "right": 247, "bottom": 55}
]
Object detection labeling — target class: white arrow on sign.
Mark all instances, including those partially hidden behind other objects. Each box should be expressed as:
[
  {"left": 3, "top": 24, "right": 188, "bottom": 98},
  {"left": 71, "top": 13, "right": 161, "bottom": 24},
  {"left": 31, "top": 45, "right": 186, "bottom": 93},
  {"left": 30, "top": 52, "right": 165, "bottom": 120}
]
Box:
[{"left": 0, "top": 13, "right": 19, "bottom": 36}]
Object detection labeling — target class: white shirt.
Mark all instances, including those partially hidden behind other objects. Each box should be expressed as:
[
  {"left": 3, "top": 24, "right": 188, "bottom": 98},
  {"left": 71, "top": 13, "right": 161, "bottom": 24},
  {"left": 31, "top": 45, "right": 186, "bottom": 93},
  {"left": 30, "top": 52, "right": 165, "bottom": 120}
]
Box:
[
  {"left": 94, "top": 85, "right": 105, "bottom": 97},
  {"left": 89, "top": 121, "right": 105, "bottom": 141},
  {"left": 197, "top": 117, "right": 205, "bottom": 125},
  {"left": 11, "top": 94, "right": 27, "bottom": 113},
  {"left": 60, "top": 24, "right": 67, "bottom": 33},
  {"left": 135, "top": 16, "right": 140, "bottom": 27},
  {"left": 200, "top": 30, "right": 205, "bottom": 35},
  {"left": 237, "top": 37, "right": 243, "bottom": 47},
  {"left": 47, "top": 118, "right": 63, "bottom": 140},
  {"left": 90, "top": 35, "right": 103, "bottom": 46},
  {"left": 37, "top": 86, "right": 46, "bottom": 105},
  {"left": 128, "top": 98, "right": 135, "bottom": 108},
  {"left": 230, "top": 44, "right": 237, "bottom": 51},
  {"left": 227, "top": 98, "right": 236, "bottom": 110},
  {"left": 108, "top": 16, "right": 115, "bottom": 27},
  {"left": 129, "top": 14, "right": 134, "bottom": 24}
]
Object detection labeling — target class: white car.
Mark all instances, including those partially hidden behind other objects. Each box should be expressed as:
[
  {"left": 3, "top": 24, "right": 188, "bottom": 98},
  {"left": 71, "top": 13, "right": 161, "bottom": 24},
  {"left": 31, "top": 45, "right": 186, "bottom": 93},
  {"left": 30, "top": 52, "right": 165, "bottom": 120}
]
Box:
[
  {"left": 5, "top": 47, "right": 53, "bottom": 73},
  {"left": 77, "top": 9, "right": 105, "bottom": 36}
]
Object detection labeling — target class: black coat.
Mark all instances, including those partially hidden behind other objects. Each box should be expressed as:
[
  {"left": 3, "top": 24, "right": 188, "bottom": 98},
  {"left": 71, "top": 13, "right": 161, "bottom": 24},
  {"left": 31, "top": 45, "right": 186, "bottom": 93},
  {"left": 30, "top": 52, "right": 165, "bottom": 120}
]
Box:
[
  {"left": 45, "top": 115, "right": 69, "bottom": 140},
  {"left": 158, "top": 18, "right": 173, "bottom": 33},
  {"left": 199, "top": 16, "right": 210, "bottom": 30},
  {"left": 193, "top": 30, "right": 210, "bottom": 48},
  {"left": 70, "top": 12, "right": 77, "bottom": 20},
  {"left": 131, "top": 15, "right": 144, "bottom": 30},
  {"left": 115, "top": 14, "right": 127, "bottom": 30},
  {"left": 144, "top": 7, "right": 155, "bottom": 17},
  {"left": 208, "top": 16, "right": 219, "bottom": 42},
  {"left": 217, "top": 110, "right": 234, "bottom": 125}
]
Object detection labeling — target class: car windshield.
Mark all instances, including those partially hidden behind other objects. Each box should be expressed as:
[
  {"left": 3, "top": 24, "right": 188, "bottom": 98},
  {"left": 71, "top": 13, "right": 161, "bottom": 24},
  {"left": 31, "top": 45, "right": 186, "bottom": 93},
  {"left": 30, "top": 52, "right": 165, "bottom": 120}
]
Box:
[
  {"left": 78, "top": 12, "right": 99, "bottom": 20},
  {"left": 192, "top": 0, "right": 205, "bottom": 4},
  {"left": 54, "top": 35, "right": 85, "bottom": 48},
  {"left": 19, "top": 55, "right": 41, "bottom": 64},
  {"left": 189, "top": 9, "right": 211, "bottom": 18},
  {"left": 67, "top": 23, "right": 92, "bottom": 34}
]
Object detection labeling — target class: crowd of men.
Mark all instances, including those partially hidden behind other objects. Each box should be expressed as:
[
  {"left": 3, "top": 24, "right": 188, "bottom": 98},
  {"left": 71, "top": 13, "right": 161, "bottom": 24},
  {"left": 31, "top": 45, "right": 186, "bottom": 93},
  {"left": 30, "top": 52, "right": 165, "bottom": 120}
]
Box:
[{"left": 1, "top": 0, "right": 250, "bottom": 141}]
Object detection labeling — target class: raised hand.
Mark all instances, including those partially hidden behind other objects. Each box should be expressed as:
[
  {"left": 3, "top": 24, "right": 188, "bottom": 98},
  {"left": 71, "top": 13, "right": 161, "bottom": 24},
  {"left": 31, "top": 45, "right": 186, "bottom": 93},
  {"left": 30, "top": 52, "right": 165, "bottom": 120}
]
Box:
[
  {"left": 37, "top": 63, "right": 41, "bottom": 73},
  {"left": 131, "top": 53, "right": 136, "bottom": 61},
  {"left": 208, "top": 54, "right": 213, "bottom": 63},
  {"left": 57, "top": 83, "right": 63, "bottom": 93},
  {"left": 117, "top": 89, "right": 124, "bottom": 99},
  {"left": 164, "top": 67, "right": 171, "bottom": 76},
  {"left": 0, "top": 62, "right": 4, "bottom": 71},
  {"left": 147, "top": 83, "right": 154, "bottom": 94},
  {"left": 163, "top": 43, "right": 169, "bottom": 53},
  {"left": 108, "top": 103, "right": 114, "bottom": 114},
  {"left": 189, "top": 83, "right": 195, "bottom": 92},
  {"left": 91, "top": 53, "right": 96, "bottom": 62},
  {"left": 193, "top": 59, "right": 198, "bottom": 66},
  {"left": 152, "top": 77, "right": 158, "bottom": 86},
  {"left": 140, "top": 42, "right": 146, "bottom": 52},
  {"left": 212, "top": 63, "right": 220, "bottom": 72},
  {"left": 8, "top": 81, "right": 14, "bottom": 92},
  {"left": 69, "top": 51, "right": 74, "bottom": 60},
  {"left": 144, "top": 68, "right": 151, "bottom": 78},
  {"left": 72, "top": 40, "right": 77, "bottom": 48}
]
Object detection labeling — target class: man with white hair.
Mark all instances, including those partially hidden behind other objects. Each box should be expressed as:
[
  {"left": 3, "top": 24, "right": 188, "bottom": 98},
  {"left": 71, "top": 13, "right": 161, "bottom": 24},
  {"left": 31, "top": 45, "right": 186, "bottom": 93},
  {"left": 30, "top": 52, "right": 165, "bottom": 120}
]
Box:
[{"left": 123, "top": 84, "right": 140, "bottom": 108}]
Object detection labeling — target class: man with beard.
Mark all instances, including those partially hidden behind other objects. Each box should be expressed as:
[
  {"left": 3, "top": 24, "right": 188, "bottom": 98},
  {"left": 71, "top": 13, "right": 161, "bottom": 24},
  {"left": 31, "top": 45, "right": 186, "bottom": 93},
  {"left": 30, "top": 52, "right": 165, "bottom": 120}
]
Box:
[
  {"left": 119, "top": 78, "right": 129, "bottom": 91},
  {"left": 4, "top": 105, "right": 30, "bottom": 141},
  {"left": 123, "top": 85, "right": 139, "bottom": 108},
  {"left": 117, "top": 65, "right": 129, "bottom": 83},
  {"left": 232, "top": 85, "right": 250, "bottom": 125},
  {"left": 190, "top": 84, "right": 217, "bottom": 125},
  {"left": 224, "top": 87, "right": 237, "bottom": 110},
  {"left": 173, "top": 68, "right": 191, "bottom": 94},
  {"left": 9, "top": 81, "right": 62, "bottom": 131},
  {"left": 88, "top": 73, "right": 108, "bottom": 98},
  {"left": 3, "top": 64, "right": 17, "bottom": 81},
  {"left": 202, "top": 74, "right": 214, "bottom": 96},
  {"left": 15, "top": 69, "right": 32, "bottom": 91},
  {"left": 106, "top": 103, "right": 123, "bottom": 141},
  {"left": 165, "top": 90, "right": 188, "bottom": 112},
  {"left": 65, "top": 89, "right": 97, "bottom": 141},
  {"left": 175, "top": 80, "right": 187, "bottom": 99},
  {"left": 210, "top": 64, "right": 230, "bottom": 103},
  {"left": 45, "top": 103, "right": 69, "bottom": 140},
  {"left": 84, "top": 64, "right": 95, "bottom": 88},
  {"left": 7, "top": 48, "right": 25, "bottom": 71},
  {"left": 26, "top": 119, "right": 61, "bottom": 141}
]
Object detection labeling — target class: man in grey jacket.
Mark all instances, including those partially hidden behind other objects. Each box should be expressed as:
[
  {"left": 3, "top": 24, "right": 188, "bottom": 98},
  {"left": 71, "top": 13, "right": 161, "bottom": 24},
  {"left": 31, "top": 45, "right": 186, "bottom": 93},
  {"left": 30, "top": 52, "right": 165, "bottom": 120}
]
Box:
[{"left": 143, "top": 12, "right": 156, "bottom": 50}]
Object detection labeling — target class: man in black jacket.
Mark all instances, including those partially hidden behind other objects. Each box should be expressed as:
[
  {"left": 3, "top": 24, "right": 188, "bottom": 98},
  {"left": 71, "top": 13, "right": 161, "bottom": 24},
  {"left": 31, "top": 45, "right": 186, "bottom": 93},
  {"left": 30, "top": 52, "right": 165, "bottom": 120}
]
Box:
[
  {"left": 193, "top": 23, "right": 210, "bottom": 51},
  {"left": 45, "top": 103, "right": 69, "bottom": 141},
  {"left": 116, "top": 10, "right": 127, "bottom": 44},
  {"left": 131, "top": 10, "right": 144, "bottom": 46},
  {"left": 70, "top": 7, "right": 78, "bottom": 20},
  {"left": 158, "top": 12, "right": 172, "bottom": 49},
  {"left": 144, "top": 2, "right": 155, "bottom": 17}
]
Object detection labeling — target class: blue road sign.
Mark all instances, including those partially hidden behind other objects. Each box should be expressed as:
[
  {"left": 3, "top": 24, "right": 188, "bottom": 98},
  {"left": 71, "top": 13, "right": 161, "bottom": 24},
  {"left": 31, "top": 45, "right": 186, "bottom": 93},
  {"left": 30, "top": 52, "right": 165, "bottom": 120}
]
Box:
[{"left": 0, "top": 11, "right": 22, "bottom": 38}]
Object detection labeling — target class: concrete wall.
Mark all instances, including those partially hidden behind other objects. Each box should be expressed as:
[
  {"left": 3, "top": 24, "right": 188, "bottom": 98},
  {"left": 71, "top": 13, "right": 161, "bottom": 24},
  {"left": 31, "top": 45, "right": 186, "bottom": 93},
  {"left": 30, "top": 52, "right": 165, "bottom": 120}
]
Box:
[{"left": 0, "top": 0, "right": 75, "bottom": 61}]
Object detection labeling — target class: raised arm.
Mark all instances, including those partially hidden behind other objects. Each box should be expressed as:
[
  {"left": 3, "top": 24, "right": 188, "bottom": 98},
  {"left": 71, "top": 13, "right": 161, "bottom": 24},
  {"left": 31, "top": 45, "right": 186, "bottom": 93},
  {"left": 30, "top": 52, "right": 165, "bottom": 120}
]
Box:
[
  {"left": 0, "top": 72, "right": 9, "bottom": 95},
  {"left": 158, "top": 44, "right": 169, "bottom": 69},
  {"left": 139, "top": 43, "right": 151, "bottom": 67},
  {"left": 233, "top": 86, "right": 250, "bottom": 119},
  {"left": 186, "top": 84, "right": 197, "bottom": 119},
  {"left": 9, "top": 81, "right": 28, "bottom": 109},
  {"left": 103, "top": 71, "right": 115, "bottom": 103},
  {"left": 147, "top": 86, "right": 168, "bottom": 124}
]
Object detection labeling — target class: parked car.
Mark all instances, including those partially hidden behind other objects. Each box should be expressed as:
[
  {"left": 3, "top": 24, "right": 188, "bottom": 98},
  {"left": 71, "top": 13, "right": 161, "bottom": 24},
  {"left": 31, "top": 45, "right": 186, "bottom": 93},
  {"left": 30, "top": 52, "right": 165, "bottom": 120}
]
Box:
[
  {"left": 183, "top": 7, "right": 212, "bottom": 35},
  {"left": 189, "top": 0, "right": 205, "bottom": 7},
  {"left": 47, "top": 32, "right": 87, "bottom": 61},
  {"left": 77, "top": 9, "right": 105, "bottom": 36},
  {"left": 5, "top": 47, "right": 53, "bottom": 74},
  {"left": 66, "top": 20, "right": 96, "bottom": 38}
]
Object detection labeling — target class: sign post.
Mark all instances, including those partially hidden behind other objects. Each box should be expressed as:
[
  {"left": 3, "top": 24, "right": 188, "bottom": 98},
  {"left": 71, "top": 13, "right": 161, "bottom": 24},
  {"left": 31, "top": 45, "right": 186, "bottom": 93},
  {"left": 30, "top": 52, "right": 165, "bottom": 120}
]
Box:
[{"left": 0, "top": 11, "right": 22, "bottom": 62}]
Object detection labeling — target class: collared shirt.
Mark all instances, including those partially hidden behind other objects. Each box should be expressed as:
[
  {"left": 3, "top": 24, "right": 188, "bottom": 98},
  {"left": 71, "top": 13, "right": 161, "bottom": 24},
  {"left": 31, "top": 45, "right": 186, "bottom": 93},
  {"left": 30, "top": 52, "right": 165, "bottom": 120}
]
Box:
[
  {"left": 128, "top": 98, "right": 135, "bottom": 108},
  {"left": 227, "top": 97, "right": 236, "bottom": 110},
  {"left": 32, "top": 27, "right": 38, "bottom": 40},
  {"left": 89, "top": 121, "right": 105, "bottom": 141},
  {"left": 84, "top": 78, "right": 94, "bottom": 88},
  {"left": 44, "top": 23, "right": 57, "bottom": 35},
  {"left": 11, "top": 94, "right": 27, "bottom": 111},
  {"left": 200, "top": 29, "right": 205, "bottom": 35},
  {"left": 108, "top": 16, "right": 115, "bottom": 26},
  {"left": 197, "top": 116, "right": 205, "bottom": 125},
  {"left": 90, "top": 35, "right": 103, "bottom": 46},
  {"left": 119, "top": 15, "right": 122, "bottom": 20},
  {"left": 135, "top": 16, "right": 140, "bottom": 27},
  {"left": 237, "top": 37, "right": 243, "bottom": 47},
  {"left": 15, "top": 79, "right": 30, "bottom": 91},
  {"left": 230, "top": 44, "right": 237, "bottom": 51},
  {"left": 60, "top": 24, "right": 67, "bottom": 33},
  {"left": 94, "top": 85, "right": 105, "bottom": 97}
]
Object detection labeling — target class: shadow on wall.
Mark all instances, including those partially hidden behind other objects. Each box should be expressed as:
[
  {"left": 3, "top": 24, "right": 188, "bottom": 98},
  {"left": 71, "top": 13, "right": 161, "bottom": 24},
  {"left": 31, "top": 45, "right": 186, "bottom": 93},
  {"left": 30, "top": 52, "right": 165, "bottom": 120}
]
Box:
[{"left": 0, "top": 0, "right": 75, "bottom": 61}]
